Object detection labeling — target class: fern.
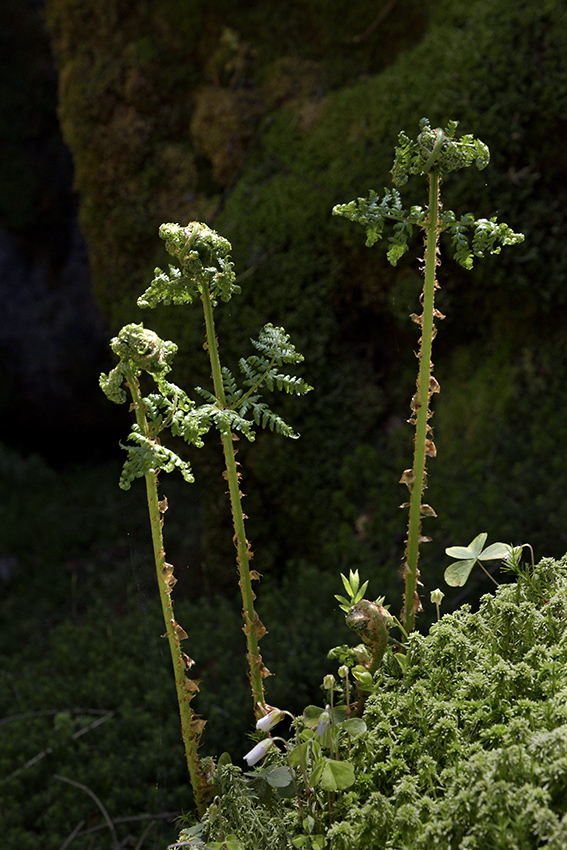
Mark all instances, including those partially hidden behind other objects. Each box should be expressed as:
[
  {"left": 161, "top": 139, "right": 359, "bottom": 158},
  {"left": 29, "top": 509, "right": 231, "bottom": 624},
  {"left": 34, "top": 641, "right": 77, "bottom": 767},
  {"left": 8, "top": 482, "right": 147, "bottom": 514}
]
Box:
[
  {"left": 118, "top": 428, "right": 194, "bottom": 490},
  {"left": 138, "top": 264, "right": 199, "bottom": 308},
  {"left": 221, "top": 367, "right": 244, "bottom": 406},
  {"left": 194, "top": 324, "right": 311, "bottom": 442},
  {"left": 137, "top": 222, "right": 241, "bottom": 309},
  {"left": 105, "top": 220, "right": 312, "bottom": 727},
  {"left": 334, "top": 117, "right": 524, "bottom": 633},
  {"left": 249, "top": 401, "right": 299, "bottom": 438}
]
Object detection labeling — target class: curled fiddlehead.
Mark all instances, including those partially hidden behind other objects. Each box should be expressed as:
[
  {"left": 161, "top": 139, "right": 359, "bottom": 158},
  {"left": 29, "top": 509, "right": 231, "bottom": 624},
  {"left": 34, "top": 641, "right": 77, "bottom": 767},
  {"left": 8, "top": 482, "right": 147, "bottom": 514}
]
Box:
[{"left": 345, "top": 599, "right": 394, "bottom": 673}]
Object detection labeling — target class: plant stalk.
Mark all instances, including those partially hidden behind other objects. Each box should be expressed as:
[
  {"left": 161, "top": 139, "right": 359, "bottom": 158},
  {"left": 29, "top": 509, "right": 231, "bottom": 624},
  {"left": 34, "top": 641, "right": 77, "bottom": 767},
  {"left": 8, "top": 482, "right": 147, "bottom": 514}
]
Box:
[
  {"left": 126, "top": 370, "right": 210, "bottom": 816},
  {"left": 200, "top": 281, "right": 267, "bottom": 717},
  {"left": 403, "top": 169, "right": 441, "bottom": 633}
]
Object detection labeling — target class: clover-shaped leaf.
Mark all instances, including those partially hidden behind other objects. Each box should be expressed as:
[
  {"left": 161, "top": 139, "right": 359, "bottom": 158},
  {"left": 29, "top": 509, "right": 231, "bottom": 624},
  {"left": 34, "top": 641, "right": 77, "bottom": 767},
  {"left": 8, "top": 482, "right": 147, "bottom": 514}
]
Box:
[{"left": 444, "top": 533, "right": 511, "bottom": 587}]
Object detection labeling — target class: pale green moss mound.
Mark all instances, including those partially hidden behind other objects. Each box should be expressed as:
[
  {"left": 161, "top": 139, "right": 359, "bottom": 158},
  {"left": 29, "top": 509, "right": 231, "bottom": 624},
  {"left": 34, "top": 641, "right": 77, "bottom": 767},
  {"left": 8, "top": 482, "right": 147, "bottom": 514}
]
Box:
[
  {"left": 196, "top": 555, "right": 567, "bottom": 849},
  {"left": 332, "top": 555, "right": 567, "bottom": 848}
]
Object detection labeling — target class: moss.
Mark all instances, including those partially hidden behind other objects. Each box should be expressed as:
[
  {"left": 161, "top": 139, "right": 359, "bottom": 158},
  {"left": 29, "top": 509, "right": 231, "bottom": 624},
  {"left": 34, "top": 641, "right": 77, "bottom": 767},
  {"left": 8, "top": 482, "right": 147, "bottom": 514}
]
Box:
[{"left": 193, "top": 555, "right": 567, "bottom": 850}]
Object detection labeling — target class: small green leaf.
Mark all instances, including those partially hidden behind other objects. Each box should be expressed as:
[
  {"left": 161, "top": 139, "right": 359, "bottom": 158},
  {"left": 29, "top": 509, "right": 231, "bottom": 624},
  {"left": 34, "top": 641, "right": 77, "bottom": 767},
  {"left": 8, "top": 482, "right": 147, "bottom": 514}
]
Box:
[
  {"left": 318, "top": 758, "right": 356, "bottom": 791},
  {"left": 467, "top": 532, "right": 488, "bottom": 558},
  {"left": 303, "top": 816, "right": 315, "bottom": 834},
  {"left": 394, "top": 653, "right": 409, "bottom": 674},
  {"left": 339, "top": 717, "right": 367, "bottom": 736},
  {"left": 479, "top": 542, "right": 511, "bottom": 561},
  {"left": 445, "top": 545, "right": 476, "bottom": 559},
  {"left": 303, "top": 705, "right": 326, "bottom": 727},
  {"left": 334, "top": 594, "right": 352, "bottom": 611},
  {"left": 309, "top": 758, "right": 326, "bottom": 787},
  {"left": 340, "top": 572, "right": 353, "bottom": 596},
  {"left": 444, "top": 558, "right": 476, "bottom": 587},
  {"left": 264, "top": 766, "right": 293, "bottom": 788},
  {"left": 446, "top": 532, "right": 487, "bottom": 560}
]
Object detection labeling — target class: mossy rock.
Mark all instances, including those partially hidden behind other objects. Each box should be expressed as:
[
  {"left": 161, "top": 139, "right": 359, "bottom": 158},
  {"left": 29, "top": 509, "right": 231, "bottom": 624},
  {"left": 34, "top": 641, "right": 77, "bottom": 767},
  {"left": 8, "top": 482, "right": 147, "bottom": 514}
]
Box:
[
  {"left": 45, "top": 0, "right": 567, "bottom": 612},
  {"left": 192, "top": 554, "right": 567, "bottom": 849}
]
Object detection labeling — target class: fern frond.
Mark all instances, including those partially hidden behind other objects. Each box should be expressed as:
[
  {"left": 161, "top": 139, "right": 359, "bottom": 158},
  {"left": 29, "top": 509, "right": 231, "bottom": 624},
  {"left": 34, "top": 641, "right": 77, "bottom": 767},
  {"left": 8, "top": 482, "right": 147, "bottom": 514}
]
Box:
[
  {"left": 194, "top": 385, "right": 218, "bottom": 405},
  {"left": 387, "top": 218, "right": 415, "bottom": 266},
  {"left": 251, "top": 324, "right": 306, "bottom": 364},
  {"left": 472, "top": 217, "right": 525, "bottom": 258},
  {"left": 249, "top": 402, "right": 299, "bottom": 438},
  {"left": 118, "top": 428, "right": 194, "bottom": 490},
  {"left": 445, "top": 213, "right": 524, "bottom": 269},
  {"left": 198, "top": 404, "right": 256, "bottom": 441},
  {"left": 221, "top": 367, "right": 243, "bottom": 406},
  {"left": 149, "top": 383, "right": 210, "bottom": 447},
  {"left": 109, "top": 324, "right": 178, "bottom": 379},
  {"left": 333, "top": 189, "right": 403, "bottom": 248},
  {"left": 99, "top": 364, "right": 128, "bottom": 405},
  {"left": 391, "top": 118, "right": 490, "bottom": 186},
  {"left": 137, "top": 223, "right": 240, "bottom": 310},
  {"left": 237, "top": 325, "right": 312, "bottom": 398},
  {"left": 138, "top": 264, "right": 200, "bottom": 308}
]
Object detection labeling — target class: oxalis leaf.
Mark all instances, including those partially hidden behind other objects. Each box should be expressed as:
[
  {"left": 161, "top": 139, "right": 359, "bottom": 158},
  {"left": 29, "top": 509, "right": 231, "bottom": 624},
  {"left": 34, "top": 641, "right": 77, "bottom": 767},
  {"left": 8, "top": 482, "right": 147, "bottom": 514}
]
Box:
[
  {"left": 316, "top": 758, "right": 356, "bottom": 791},
  {"left": 444, "top": 558, "right": 477, "bottom": 587},
  {"left": 446, "top": 532, "right": 487, "bottom": 560},
  {"left": 445, "top": 534, "right": 511, "bottom": 586}
]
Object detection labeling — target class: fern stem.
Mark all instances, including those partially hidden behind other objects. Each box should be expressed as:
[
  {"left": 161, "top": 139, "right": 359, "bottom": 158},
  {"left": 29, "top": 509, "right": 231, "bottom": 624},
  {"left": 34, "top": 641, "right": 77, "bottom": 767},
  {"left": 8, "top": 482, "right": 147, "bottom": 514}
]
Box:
[
  {"left": 125, "top": 370, "right": 210, "bottom": 815},
  {"left": 200, "top": 281, "right": 267, "bottom": 717},
  {"left": 403, "top": 170, "right": 440, "bottom": 633}
]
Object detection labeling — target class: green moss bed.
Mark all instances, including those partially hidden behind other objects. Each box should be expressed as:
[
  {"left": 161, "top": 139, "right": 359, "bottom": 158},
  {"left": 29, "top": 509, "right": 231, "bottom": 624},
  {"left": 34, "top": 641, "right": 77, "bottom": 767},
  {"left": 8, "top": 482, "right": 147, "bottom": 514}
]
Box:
[{"left": 193, "top": 555, "right": 567, "bottom": 850}]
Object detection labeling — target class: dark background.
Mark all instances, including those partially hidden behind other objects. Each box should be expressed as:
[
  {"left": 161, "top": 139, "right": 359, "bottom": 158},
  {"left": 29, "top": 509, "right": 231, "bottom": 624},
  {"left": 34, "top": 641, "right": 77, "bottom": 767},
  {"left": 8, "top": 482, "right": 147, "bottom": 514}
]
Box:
[{"left": 2, "top": 0, "right": 567, "bottom": 846}]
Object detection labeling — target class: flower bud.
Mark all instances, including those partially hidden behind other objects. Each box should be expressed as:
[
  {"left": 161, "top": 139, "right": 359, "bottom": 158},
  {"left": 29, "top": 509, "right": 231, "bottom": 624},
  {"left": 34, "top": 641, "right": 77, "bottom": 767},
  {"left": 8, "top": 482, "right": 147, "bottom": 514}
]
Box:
[
  {"left": 316, "top": 706, "right": 331, "bottom": 737},
  {"left": 256, "top": 708, "right": 285, "bottom": 733},
  {"left": 243, "top": 737, "right": 274, "bottom": 766},
  {"left": 430, "top": 588, "right": 445, "bottom": 605}
]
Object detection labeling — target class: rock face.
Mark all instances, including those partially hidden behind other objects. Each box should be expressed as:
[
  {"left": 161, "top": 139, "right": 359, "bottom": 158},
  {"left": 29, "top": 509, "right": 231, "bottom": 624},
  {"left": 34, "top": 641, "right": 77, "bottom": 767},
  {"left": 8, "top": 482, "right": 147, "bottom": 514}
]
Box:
[
  {"left": 0, "top": 0, "right": 123, "bottom": 461},
  {"left": 0, "top": 220, "right": 119, "bottom": 460},
  {"left": 8, "top": 0, "right": 567, "bottom": 594}
]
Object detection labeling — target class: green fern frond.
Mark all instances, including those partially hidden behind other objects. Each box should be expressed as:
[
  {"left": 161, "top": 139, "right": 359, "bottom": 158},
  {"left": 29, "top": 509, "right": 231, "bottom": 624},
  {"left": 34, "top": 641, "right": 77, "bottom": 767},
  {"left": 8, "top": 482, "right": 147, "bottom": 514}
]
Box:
[
  {"left": 138, "top": 264, "right": 200, "bottom": 308},
  {"left": 118, "top": 428, "right": 194, "bottom": 490},
  {"left": 194, "top": 385, "right": 218, "bottom": 405},
  {"left": 471, "top": 217, "right": 525, "bottom": 258},
  {"left": 249, "top": 402, "right": 299, "bottom": 438},
  {"left": 443, "top": 213, "right": 524, "bottom": 269},
  {"left": 250, "top": 324, "right": 305, "bottom": 364},
  {"left": 99, "top": 364, "right": 128, "bottom": 405},
  {"left": 198, "top": 405, "right": 257, "bottom": 441},
  {"left": 100, "top": 326, "right": 179, "bottom": 403},
  {"left": 391, "top": 118, "right": 490, "bottom": 186},
  {"left": 387, "top": 219, "right": 415, "bottom": 265},
  {"left": 109, "top": 324, "right": 178, "bottom": 377},
  {"left": 221, "top": 367, "right": 244, "bottom": 406},
  {"left": 333, "top": 189, "right": 399, "bottom": 248},
  {"left": 139, "top": 222, "right": 241, "bottom": 307}
]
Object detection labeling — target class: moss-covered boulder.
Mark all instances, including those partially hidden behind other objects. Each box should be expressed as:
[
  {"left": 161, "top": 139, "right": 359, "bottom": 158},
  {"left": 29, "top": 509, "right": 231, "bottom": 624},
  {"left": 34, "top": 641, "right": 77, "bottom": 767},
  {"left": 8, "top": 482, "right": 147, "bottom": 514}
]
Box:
[
  {"left": 191, "top": 554, "right": 567, "bottom": 849},
  {"left": 45, "top": 0, "right": 567, "bottom": 611}
]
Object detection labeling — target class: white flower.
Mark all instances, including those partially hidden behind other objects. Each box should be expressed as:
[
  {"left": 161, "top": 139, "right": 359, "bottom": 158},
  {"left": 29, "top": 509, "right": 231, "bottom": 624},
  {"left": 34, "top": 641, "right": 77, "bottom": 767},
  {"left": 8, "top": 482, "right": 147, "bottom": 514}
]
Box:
[
  {"left": 430, "top": 588, "right": 445, "bottom": 605},
  {"left": 256, "top": 708, "right": 285, "bottom": 733},
  {"left": 316, "top": 706, "right": 331, "bottom": 737},
  {"left": 243, "top": 738, "right": 274, "bottom": 766}
]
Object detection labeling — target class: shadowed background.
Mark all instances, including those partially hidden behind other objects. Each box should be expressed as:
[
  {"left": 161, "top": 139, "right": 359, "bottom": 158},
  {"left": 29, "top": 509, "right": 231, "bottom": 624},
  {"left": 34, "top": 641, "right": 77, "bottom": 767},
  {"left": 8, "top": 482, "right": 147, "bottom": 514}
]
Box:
[{"left": 1, "top": 0, "right": 567, "bottom": 846}]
